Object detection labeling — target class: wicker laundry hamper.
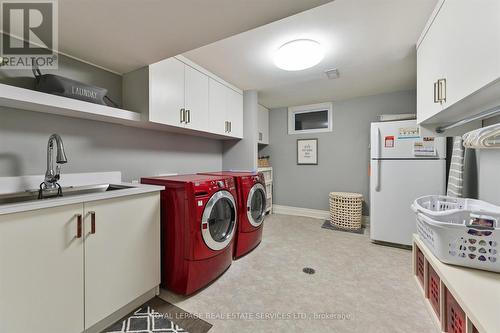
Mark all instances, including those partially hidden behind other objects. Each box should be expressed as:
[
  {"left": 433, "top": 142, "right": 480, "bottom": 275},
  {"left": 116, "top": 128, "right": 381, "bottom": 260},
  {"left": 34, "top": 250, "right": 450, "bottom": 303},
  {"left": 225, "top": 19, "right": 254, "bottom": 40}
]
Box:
[{"left": 329, "top": 192, "right": 363, "bottom": 230}]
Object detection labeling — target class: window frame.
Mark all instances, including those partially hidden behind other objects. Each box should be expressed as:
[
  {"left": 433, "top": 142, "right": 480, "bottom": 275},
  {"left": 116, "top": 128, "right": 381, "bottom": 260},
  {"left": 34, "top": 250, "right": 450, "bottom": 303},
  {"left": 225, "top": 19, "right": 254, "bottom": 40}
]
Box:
[{"left": 287, "top": 102, "right": 333, "bottom": 135}]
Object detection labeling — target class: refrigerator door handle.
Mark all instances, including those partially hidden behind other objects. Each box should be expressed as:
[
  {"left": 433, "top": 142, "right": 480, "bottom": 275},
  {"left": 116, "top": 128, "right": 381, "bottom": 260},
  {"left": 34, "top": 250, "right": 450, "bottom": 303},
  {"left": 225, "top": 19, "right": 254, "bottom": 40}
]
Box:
[
  {"left": 375, "top": 159, "right": 381, "bottom": 192},
  {"left": 375, "top": 128, "right": 382, "bottom": 192}
]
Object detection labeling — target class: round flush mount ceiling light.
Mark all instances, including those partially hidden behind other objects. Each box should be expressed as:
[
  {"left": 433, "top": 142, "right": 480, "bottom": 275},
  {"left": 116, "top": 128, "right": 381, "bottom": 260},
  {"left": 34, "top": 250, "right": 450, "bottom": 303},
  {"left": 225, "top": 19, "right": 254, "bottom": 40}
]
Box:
[{"left": 274, "top": 39, "right": 324, "bottom": 71}]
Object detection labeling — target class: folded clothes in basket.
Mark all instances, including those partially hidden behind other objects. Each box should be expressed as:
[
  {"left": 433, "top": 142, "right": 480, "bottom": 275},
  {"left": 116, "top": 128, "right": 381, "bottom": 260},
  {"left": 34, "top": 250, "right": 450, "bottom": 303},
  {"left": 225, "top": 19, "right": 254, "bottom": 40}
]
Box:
[{"left": 412, "top": 195, "right": 500, "bottom": 273}]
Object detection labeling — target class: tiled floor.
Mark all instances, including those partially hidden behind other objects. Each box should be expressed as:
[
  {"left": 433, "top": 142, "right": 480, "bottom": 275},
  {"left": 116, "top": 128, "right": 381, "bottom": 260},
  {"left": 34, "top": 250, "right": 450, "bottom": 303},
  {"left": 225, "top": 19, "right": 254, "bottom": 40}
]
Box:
[{"left": 160, "top": 214, "right": 439, "bottom": 333}]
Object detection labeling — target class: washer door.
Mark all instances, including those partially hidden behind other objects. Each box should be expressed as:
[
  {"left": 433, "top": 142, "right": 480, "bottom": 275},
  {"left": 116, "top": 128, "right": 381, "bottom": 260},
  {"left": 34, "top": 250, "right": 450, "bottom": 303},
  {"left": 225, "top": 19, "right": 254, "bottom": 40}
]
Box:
[
  {"left": 201, "top": 190, "right": 237, "bottom": 251},
  {"left": 247, "top": 183, "right": 266, "bottom": 227}
]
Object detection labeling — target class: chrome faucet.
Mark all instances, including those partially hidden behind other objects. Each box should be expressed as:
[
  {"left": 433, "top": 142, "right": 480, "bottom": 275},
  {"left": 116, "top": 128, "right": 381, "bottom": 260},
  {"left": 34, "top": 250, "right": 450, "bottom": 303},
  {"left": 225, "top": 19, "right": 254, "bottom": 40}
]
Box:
[{"left": 43, "top": 134, "right": 68, "bottom": 190}]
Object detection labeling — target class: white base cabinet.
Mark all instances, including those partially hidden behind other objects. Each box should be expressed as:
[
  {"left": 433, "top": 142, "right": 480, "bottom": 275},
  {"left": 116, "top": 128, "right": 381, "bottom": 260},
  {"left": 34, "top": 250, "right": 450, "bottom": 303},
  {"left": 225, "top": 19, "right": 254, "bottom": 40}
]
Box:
[
  {"left": 84, "top": 193, "right": 160, "bottom": 328},
  {"left": 0, "top": 192, "right": 160, "bottom": 333},
  {"left": 0, "top": 204, "right": 85, "bottom": 333}
]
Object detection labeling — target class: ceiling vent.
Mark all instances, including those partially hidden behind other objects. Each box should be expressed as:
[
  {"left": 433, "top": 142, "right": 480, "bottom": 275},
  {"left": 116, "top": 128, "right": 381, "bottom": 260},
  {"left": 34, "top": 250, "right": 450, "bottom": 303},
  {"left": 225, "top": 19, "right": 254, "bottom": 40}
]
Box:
[{"left": 325, "top": 68, "right": 340, "bottom": 79}]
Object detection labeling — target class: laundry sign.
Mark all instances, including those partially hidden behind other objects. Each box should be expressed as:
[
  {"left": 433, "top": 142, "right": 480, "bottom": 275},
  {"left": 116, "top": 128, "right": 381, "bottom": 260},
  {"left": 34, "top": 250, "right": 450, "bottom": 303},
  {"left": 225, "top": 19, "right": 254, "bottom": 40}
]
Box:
[{"left": 297, "top": 138, "right": 318, "bottom": 165}]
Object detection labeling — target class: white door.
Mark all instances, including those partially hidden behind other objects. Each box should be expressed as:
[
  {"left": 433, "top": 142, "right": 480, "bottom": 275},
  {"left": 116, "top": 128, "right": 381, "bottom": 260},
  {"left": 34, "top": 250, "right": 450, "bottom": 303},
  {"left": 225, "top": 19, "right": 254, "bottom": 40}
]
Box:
[
  {"left": 149, "top": 57, "right": 185, "bottom": 127},
  {"left": 84, "top": 193, "right": 160, "bottom": 328},
  {"left": 0, "top": 204, "right": 84, "bottom": 333},
  {"left": 185, "top": 65, "right": 209, "bottom": 132},
  {"left": 208, "top": 78, "right": 227, "bottom": 135},
  {"left": 226, "top": 89, "right": 243, "bottom": 138},
  {"left": 370, "top": 159, "right": 446, "bottom": 246}
]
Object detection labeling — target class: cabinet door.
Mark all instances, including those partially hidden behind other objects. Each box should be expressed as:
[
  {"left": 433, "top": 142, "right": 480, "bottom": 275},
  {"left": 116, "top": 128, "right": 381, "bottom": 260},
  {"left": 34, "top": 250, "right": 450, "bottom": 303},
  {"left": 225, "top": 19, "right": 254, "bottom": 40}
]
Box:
[
  {"left": 83, "top": 193, "right": 160, "bottom": 328},
  {"left": 416, "top": 8, "right": 446, "bottom": 123},
  {"left": 149, "top": 58, "right": 185, "bottom": 127},
  {"left": 258, "top": 104, "right": 269, "bottom": 144},
  {"left": 0, "top": 204, "right": 84, "bottom": 333},
  {"left": 226, "top": 89, "right": 244, "bottom": 138},
  {"left": 185, "top": 65, "right": 209, "bottom": 132},
  {"left": 438, "top": 0, "right": 500, "bottom": 108},
  {"left": 208, "top": 78, "right": 227, "bottom": 135}
]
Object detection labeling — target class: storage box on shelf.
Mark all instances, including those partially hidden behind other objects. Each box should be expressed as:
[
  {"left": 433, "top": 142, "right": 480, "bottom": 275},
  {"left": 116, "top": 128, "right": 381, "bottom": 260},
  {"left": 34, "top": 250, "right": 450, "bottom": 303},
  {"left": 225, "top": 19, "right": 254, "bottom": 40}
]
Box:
[
  {"left": 258, "top": 167, "right": 273, "bottom": 214},
  {"left": 417, "top": 0, "right": 500, "bottom": 131},
  {"left": 413, "top": 234, "right": 495, "bottom": 333}
]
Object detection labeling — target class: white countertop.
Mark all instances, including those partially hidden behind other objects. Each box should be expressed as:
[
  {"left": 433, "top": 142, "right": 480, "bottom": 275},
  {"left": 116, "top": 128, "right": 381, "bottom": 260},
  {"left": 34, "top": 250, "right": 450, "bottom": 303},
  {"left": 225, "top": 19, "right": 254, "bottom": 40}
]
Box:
[{"left": 0, "top": 172, "right": 163, "bottom": 215}]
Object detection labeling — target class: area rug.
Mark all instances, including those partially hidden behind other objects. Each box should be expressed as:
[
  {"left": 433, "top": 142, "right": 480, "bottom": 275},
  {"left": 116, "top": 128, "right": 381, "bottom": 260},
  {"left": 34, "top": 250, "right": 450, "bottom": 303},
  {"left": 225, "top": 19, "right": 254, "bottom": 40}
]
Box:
[
  {"left": 103, "top": 297, "right": 211, "bottom": 333},
  {"left": 321, "top": 220, "right": 365, "bottom": 234}
]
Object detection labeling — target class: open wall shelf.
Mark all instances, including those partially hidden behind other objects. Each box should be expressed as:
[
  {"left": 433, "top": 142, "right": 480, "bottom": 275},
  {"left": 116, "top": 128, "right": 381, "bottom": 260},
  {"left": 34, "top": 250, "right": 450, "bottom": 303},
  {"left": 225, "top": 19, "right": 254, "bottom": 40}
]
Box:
[{"left": 0, "top": 83, "right": 235, "bottom": 140}]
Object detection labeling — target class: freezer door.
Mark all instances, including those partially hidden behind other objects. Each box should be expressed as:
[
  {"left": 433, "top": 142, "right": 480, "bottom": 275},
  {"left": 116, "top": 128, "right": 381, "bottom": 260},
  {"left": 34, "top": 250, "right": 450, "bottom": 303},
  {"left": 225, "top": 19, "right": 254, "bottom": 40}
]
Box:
[
  {"left": 370, "top": 121, "right": 446, "bottom": 159},
  {"left": 370, "top": 159, "right": 446, "bottom": 246}
]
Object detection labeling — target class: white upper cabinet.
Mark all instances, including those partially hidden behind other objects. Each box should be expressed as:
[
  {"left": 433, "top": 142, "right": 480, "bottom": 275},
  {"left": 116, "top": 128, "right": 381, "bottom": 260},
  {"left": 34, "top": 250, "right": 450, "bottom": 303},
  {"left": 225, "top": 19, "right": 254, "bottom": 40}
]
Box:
[
  {"left": 123, "top": 56, "right": 243, "bottom": 139},
  {"left": 149, "top": 57, "right": 185, "bottom": 126},
  {"left": 258, "top": 104, "right": 269, "bottom": 144},
  {"left": 184, "top": 65, "right": 209, "bottom": 132},
  {"left": 208, "top": 77, "right": 243, "bottom": 138},
  {"left": 209, "top": 78, "right": 229, "bottom": 135},
  {"left": 417, "top": 0, "right": 500, "bottom": 125},
  {"left": 226, "top": 88, "right": 244, "bottom": 138}
]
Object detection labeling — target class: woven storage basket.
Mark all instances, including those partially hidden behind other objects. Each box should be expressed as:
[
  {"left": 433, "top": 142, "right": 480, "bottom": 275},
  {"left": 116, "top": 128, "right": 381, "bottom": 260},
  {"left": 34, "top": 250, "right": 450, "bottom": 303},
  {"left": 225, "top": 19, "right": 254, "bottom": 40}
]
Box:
[{"left": 329, "top": 192, "right": 363, "bottom": 230}]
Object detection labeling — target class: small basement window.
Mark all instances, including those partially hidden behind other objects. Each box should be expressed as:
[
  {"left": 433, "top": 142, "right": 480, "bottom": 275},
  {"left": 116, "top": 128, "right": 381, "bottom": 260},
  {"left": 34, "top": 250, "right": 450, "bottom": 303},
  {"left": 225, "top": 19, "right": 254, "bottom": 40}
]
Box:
[{"left": 288, "top": 102, "right": 333, "bottom": 134}]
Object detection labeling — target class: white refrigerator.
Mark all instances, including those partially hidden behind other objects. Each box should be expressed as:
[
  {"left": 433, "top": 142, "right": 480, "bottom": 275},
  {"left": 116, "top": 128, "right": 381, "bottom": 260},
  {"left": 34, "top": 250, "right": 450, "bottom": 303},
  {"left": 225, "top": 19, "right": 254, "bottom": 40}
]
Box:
[{"left": 370, "top": 120, "right": 446, "bottom": 246}]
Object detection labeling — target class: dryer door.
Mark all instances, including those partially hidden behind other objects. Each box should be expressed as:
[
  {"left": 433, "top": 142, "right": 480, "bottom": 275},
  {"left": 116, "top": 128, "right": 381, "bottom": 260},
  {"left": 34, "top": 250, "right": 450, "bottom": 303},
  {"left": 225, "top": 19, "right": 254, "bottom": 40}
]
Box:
[
  {"left": 247, "top": 183, "right": 266, "bottom": 227},
  {"left": 201, "top": 190, "right": 237, "bottom": 251}
]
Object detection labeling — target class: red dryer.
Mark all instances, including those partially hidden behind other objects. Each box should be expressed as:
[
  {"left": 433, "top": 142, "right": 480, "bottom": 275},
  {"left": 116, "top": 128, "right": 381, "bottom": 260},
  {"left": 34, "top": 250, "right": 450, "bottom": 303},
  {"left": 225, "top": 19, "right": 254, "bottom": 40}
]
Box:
[
  {"left": 198, "top": 171, "right": 266, "bottom": 259},
  {"left": 141, "top": 174, "right": 238, "bottom": 295}
]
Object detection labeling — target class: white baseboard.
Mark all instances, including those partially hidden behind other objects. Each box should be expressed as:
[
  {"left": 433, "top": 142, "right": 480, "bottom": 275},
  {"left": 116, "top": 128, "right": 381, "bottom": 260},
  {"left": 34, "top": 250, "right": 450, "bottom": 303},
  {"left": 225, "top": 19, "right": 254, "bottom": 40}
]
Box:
[
  {"left": 273, "top": 204, "right": 370, "bottom": 226},
  {"left": 273, "top": 205, "right": 330, "bottom": 220}
]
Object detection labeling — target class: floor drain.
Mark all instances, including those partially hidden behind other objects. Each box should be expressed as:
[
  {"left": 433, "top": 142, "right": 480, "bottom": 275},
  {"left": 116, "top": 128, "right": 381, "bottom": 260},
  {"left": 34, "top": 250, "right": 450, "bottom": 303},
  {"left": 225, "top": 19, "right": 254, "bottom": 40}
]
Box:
[{"left": 302, "top": 267, "right": 316, "bottom": 274}]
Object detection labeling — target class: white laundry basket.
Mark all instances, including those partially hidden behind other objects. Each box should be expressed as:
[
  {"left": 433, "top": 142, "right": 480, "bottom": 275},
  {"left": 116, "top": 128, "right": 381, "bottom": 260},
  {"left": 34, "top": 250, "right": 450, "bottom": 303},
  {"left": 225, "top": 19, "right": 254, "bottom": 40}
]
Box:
[{"left": 412, "top": 195, "right": 500, "bottom": 273}]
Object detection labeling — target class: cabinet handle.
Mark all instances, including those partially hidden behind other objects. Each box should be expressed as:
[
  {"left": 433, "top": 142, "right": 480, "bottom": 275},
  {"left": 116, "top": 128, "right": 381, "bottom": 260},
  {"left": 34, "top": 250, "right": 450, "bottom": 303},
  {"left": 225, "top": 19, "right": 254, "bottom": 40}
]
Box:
[
  {"left": 75, "top": 214, "right": 82, "bottom": 238},
  {"left": 224, "top": 121, "right": 227, "bottom": 133},
  {"left": 89, "top": 211, "right": 96, "bottom": 234},
  {"left": 229, "top": 121, "right": 232, "bottom": 133},
  {"left": 433, "top": 81, "right": 439, "bottom": 103},
  {"left": 180, "top": 108, "right": 185, "bottom": 123},
  {"left": 259, "top": 132, "right": 263, "bottom": 141},
  {"left": 437, "top": 78, "right": 446, "bottom": 103},
  {"left": 186, "top": 109, "right": 191, "bottom": 124}
]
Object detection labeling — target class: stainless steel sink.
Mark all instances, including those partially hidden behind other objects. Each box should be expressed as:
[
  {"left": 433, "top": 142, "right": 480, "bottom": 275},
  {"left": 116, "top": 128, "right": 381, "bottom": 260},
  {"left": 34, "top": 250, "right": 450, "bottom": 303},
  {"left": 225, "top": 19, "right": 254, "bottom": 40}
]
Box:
[{"left": 0, "top": 184, "right": 134, "bottom": 205}]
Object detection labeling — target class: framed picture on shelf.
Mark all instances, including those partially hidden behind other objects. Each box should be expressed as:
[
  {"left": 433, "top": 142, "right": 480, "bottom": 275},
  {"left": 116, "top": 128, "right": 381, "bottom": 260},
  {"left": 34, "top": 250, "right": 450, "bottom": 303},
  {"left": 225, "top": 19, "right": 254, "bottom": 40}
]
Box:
[{"left": 297, "top": 138, "right": 318, "bottom": 165}]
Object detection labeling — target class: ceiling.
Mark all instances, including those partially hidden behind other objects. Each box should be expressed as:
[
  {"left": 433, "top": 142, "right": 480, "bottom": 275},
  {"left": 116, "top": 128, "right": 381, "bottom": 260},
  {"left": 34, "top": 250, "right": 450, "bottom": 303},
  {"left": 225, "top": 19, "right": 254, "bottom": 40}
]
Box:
[
  {"left": 57, "top": 0, "right": 332, "bottom": 74},
  {"left": 183, "top": 0, "right": 438, "bottom": 108}
]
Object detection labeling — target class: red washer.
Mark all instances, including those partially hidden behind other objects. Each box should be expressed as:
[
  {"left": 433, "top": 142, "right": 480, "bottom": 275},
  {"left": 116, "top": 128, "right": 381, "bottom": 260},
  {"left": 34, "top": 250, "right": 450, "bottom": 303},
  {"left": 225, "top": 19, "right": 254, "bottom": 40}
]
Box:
[
  {"left": 141, "top": 174, "right": 237, "bottom": 295},
  {"left": 198, "top": 171, "right": 267, "bottom": 259}
]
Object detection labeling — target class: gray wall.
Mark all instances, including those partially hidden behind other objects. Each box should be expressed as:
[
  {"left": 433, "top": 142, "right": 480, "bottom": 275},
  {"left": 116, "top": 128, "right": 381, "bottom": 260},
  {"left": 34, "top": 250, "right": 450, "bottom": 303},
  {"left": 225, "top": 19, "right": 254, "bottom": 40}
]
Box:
[
  {"left": 0, "top": 108, "right": 222, "bottom": 181},
  {"left": 222, "top": 90, "right": 258, "bottom": 170},
  {"left": 0, "top": 55, "right": 222, "bottom": 181},
  {"left": 261, "top": 90, "right": 417, "bottom": 214}
]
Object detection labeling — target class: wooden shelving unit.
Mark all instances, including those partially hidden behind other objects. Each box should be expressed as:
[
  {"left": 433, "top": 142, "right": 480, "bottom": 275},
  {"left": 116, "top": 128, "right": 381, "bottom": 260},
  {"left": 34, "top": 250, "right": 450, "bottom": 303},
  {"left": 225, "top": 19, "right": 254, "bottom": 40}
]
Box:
[
  {"left": 413, "top": 234, "right": 499, "bottom": 333},
  {"left": 258, "top": 167, "right": 273, "bottom": 214}
]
